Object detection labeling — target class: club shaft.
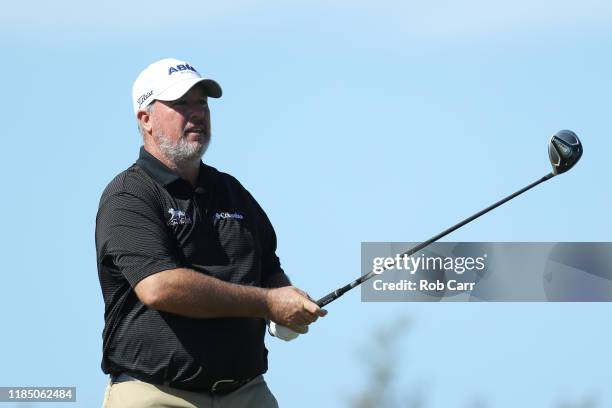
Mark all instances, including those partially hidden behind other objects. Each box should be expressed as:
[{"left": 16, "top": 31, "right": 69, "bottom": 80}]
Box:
[{"left": 316, "top": 172, "right": 555, "bottom": 307}]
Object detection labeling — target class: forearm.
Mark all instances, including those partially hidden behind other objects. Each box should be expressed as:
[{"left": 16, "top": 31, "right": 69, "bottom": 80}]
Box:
[{"left": 146, "top": 268, "right": 269, "bottom": 319}]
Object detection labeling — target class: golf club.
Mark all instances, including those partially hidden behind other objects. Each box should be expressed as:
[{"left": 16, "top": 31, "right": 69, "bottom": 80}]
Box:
[{"left": 315, "top": 130, "right": 583, "bottom": 307}]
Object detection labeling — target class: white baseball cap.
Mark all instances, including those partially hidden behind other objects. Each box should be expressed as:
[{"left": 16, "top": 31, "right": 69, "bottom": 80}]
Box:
[{"left": 132, "top": 58, "right": 222, "bottom": 115}]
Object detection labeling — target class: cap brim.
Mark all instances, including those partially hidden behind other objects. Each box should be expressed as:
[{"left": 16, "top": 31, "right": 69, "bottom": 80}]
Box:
[{"left": 157, "top": 78, "right": 223, "bottom": 102}]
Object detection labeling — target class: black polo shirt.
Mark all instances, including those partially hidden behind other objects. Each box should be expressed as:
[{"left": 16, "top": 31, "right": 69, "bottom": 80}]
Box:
[{"left": 95, "top": 147, "right": 284, "bottom": 388}]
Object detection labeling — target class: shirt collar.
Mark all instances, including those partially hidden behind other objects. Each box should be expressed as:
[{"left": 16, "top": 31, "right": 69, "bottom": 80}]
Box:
[
  {"left": 135, "top": 147, "right": 213, "bottom": 192},
  {"left": 136, "top": 146, "right": 181, "bottom": 186}
]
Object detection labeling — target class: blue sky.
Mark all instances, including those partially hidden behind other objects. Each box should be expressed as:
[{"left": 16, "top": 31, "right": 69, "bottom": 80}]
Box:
[{"left": 1, "top": 1, "right": 611, "bottom": 407}]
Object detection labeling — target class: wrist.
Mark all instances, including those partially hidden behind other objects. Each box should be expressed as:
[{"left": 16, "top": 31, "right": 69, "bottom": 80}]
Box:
[{"left": 258, "top": 287, "right": 273, "bottom": 320}]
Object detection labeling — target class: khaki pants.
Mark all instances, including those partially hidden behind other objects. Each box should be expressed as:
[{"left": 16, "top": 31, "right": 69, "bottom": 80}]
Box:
[{"left": 101, "top": 375, "right": 279, "bottom": 408}]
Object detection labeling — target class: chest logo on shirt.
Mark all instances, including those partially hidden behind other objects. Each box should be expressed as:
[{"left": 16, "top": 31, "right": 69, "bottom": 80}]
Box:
[
  {"left": 215, "top": 212, "right": 244, "bottom": 220},
  {"left": 167, "top": 208, "right": 192, "bottom": 226}
]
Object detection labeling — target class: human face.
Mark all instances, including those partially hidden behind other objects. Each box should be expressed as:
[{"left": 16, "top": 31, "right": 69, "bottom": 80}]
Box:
[{"left": 150, "top": 85, "right": 211, "bottom": 165}]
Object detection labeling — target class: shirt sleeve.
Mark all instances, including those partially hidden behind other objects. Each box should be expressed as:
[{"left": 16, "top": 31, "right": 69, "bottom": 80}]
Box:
[
  {"left": 243, "top": 189, "right": 286, "bottom": 282},
  {"left": 260, "top": 218, "right": 285, "bottom": 282},
  {"left": 96, "top": 191, "right": 181, "bottom": 287}
]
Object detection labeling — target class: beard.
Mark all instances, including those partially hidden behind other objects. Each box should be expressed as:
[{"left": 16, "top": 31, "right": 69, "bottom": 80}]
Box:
[{"left": 154, "top": 131, "right": 210, "bottom": 165}]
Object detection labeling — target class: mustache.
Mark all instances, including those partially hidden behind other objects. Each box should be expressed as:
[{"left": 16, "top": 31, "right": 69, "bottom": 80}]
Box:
[
  {"left": 182, "top": 128, "right": 210, "bottom": 141},
  {"left": 184, "top": 123, "right": 208, "bottom": 131}
]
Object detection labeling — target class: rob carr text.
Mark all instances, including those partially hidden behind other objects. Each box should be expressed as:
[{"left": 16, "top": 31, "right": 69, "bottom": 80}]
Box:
[{"left": 373, "top": 279, "right": 475, "bottom": 292}]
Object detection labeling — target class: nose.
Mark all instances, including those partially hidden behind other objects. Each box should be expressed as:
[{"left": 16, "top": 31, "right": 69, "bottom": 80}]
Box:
[{"left": 188, "top": 103, "right": 209, "bottom": 124}]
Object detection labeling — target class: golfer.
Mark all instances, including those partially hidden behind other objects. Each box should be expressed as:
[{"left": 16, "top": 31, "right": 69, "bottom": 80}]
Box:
[{"left": 96, "top": 58, "right": 326, "bottom": 407}]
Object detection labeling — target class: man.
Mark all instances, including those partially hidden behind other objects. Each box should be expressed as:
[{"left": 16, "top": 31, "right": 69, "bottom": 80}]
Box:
[{"left": 96, "top": 58, "right": 326, "bottom": 408}]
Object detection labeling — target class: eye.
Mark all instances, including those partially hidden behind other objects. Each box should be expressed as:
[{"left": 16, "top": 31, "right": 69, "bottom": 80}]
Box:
[{"left": 200, "top": 99, "right": 208, "bottom": 106}]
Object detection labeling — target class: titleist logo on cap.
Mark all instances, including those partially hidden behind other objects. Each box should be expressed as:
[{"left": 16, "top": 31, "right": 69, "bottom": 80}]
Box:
[{"left": 137, "top": 90, "right": 153, "bottom": 107}]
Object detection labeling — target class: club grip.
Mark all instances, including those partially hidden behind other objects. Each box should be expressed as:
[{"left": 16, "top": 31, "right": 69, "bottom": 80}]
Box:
[
  {"left": 316, "top": 275, "right": 369, "bottom": 306},
  {"left": 317, "top": 284, "right": 352, "bottom": 307},
  {"left": 316, "top": 292, "right": 338, "bottom": 307}
]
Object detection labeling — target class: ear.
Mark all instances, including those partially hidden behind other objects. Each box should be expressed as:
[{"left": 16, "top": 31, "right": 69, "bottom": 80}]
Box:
[{"left": 137, "top": 106, "right": 153, "bottom": 134}]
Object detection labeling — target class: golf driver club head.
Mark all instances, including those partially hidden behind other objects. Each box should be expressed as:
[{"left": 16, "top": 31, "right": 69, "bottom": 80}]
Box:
[{"left": 548, "top": 130, "right": 583, "bottom": 175}]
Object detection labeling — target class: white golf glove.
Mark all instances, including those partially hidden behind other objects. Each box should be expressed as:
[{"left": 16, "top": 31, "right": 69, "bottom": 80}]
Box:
[{"left": 267, "top": 321, "right": 300, "bottom": 342}]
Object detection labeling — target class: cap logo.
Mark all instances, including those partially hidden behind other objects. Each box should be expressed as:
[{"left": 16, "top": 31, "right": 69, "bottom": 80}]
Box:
[
  {"left": 168, "top": 64, "right": 198, "bottom": 75},
  {"left": 137, "top": 90, "right": 153, "bottom": 107}
]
